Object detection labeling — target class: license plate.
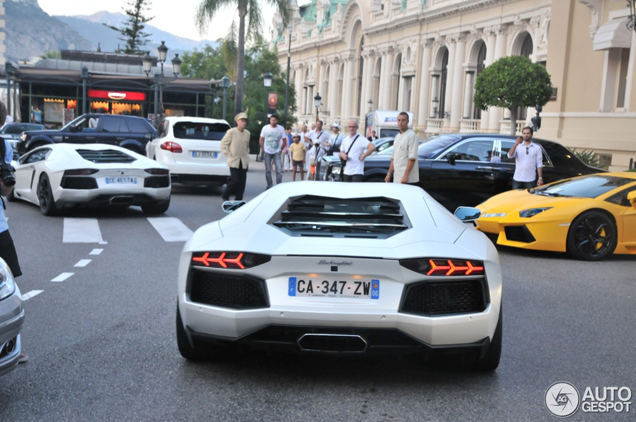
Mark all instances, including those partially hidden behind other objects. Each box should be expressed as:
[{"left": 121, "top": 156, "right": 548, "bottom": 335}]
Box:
[
  {"left": 288, "top": 277, "right": 379, "bottom": 299},
  {"left": 192, "top": 151, "right": 217, "bottom": 158},
  {"left": 104, "top": 177, "right": 137, "bottom": 184}
]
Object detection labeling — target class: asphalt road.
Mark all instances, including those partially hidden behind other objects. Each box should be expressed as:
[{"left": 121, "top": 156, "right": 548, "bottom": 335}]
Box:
[{"left": 1, "top": 159, "right": 635, "bottom": 421}]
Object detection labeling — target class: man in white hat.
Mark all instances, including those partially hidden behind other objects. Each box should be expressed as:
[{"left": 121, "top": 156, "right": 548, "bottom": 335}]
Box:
[{"left": 220, "top": 112, "right": 250, "bottom": 200}]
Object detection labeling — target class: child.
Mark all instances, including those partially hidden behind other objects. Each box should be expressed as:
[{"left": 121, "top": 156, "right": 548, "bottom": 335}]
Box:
[
  {"left": 307, "top": 142, "right": 317, "bottom": 181},
  {"left": 289, "top": 133, "right": 306, "bottom": 181}
]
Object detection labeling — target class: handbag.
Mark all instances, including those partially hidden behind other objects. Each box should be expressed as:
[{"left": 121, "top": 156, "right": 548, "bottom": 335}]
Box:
[{"left": 340, "top": 134, "right": 360, "bottom": 181}]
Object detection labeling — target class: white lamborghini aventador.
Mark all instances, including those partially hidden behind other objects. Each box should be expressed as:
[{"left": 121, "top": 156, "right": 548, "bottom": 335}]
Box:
[
  {"left": 10, "top": 144, "right": 171, "bottom": 215},
  {"left": 176, "top": 182, "right": 502, "bottom": 370}
]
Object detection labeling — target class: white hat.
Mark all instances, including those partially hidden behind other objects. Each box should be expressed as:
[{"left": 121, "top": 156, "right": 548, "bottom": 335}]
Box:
[{"left": 331, "top": 123, "right": 340, "bottom": 129}]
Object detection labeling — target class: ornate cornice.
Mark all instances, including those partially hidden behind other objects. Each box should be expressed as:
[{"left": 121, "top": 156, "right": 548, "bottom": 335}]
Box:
[{"left": 577, "top": 0, "right": 603, "bottom": 38}]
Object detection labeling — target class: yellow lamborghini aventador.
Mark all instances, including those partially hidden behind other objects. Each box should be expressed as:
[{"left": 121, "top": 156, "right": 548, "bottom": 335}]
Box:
[{"left": 474, "top": 172, "right": 636, "bottom": 260}]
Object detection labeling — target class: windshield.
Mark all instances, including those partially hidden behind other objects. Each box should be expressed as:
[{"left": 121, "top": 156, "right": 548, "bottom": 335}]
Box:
[
  {"left": 418, "top": 135, "right": 459, "bottom": 158},
  {"left": 173, "top": 122, "right": 230, "bottom": 140},
  {"left": 532, "top": 175, "right": 633, "bottom": 198},
  {"left": 379, "top": 129, "right": 399, "bottom": 138},
  {"left": 2, "top": 124, "right": 44, "bottom": 134}
]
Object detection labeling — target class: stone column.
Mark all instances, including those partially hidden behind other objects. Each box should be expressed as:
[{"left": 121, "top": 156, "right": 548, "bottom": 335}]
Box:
[
  {"left": 378, "top": 47, "right": 393, "bottom": 109},
  {"left": 463, "top": 71, "right": 474, "bottom": 119},
  {"left": 417, "top": 41, "right": 432, "bottom": 130},
  {"left": 360, "top": 51, "right": 374, "bottom": 121},
  {"left": 294, "top": 65, "right": 303, "bottom": 120},
  {"left": 430, "top": 75, "right": 440, "bottom": 118},
  {"left": 450, "top": 34, "right": 466, "bottom": 130},
  {"left": 443, "top": 40, "right": 456, "bottom": 126},
  {"left": 480, "top": 28, "right": 497, "bottom": 131},
  {"left": 488, "top": 25, "right": 508, "bottom": 133},
  {"left": 342, "top": 55, "right": 355, "bottom": 121},
  {"left": 328, "top": 60, "right": 338, "bottom": 120}
]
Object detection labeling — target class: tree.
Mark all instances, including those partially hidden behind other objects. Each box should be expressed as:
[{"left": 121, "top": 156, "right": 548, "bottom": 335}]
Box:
[
  {"left": 473, "top": 55, "right": 553, "bottom": 136},
  {"left": 104, "top": 0, "right": 154, "bottom": 55},
  {"left": 40, "top": 50, "right": 61, "bottom": 60},
  {"left": 195, "top": 0, "right": 291, "bottom": 117}
]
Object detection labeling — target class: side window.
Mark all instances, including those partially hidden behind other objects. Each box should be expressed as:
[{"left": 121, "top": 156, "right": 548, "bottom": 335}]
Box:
[
  {"left": 101, "top": 117, "right": 121, "bottom": 133},
  {"left": 158, "top": 120, "right": 169, "bottom": 138},
  {"left": 446, "top": 140, "right": 494, "bottom": 162},
  {"left": 500, "top": 140, "right": 516, "bottom": 164},
  {"left": 22, "top": 148, "right": 51, "bottom": 164},
  {"left": 119, "top": 118, "right": 131, "bottom": 133},
  {"left": 605, "top": 185, "right": 636, "bottom": 207},
  {"left": 128, "top": 118, "right": 152, "bottom": 134}
]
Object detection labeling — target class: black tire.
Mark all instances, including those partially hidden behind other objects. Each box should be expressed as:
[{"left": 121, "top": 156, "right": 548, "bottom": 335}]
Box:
[
  {"left": 141, "top": 197, "right": 170, "bottom": 214},
  {"left": 37, "top": 173, "right": 58, "bottom": 216},
  {"left": 567, "top": 211, "right": 617, "bottom": 261},
  {"left": 470, "top": 309, "right": 502, "bottom": 371},
  {"left": 176, "top": 304, "right": 208, "bottom": 361}
]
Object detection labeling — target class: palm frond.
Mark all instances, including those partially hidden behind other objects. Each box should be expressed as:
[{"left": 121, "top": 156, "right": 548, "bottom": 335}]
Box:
[{"left": 195, "top": 0, "right": 235, "bottom": 34}]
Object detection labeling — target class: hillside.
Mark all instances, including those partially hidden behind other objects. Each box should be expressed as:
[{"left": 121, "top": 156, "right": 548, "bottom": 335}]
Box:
[
  {"left": 56, "top": 11, "right": 218, "bottom": 56},
  {"left": 5, "top": 0, "right": 93, "bottom": 62}
]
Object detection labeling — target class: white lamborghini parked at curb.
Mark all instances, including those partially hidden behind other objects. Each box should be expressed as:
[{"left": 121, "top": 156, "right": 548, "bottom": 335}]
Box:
[
  {"left": 10, "top": 144, "right": 171, "bottom": 215},
  {"left": 176, "top": 182, "right": 503, "bottom": 370}
]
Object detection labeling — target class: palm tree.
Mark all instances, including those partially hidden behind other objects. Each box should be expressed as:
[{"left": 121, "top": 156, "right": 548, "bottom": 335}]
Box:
[{"left": 196, "top": 0, "right": 291, "bottom": 117}]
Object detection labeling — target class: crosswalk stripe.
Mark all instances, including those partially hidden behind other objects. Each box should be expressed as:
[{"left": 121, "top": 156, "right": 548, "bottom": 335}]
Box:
[
  {"left": 22, "top": 290, "right": 43, "bottom": 301},
  {"left": 63, "top": 218, "right": 104, "bottom": 243},
  {"left": 147, "top": 217, "right": 193, "bottom": 242},
  {"left": 74, "top": 259, "right": 92, "bottom": 267},
  {"left": 89, "top": 248, "right": 103, "bottom": 255},
  {"left": 51, "top": 272, "right": 74, "bottom": 282}
]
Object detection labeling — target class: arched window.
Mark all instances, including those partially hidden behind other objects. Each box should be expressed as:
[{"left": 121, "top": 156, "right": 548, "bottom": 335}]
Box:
[
  {"left": 438, "top": 48, "right": 449, "bottom": 119},
  {"left": 520, "top": 33, "right": 533, "bottom": 58},
  {"left": 473, "top": 42, "right": 487, "bottom": 119}
]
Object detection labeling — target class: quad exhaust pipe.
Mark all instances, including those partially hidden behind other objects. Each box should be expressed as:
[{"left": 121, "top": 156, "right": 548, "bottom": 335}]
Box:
[{"left": 297, "top": 333, "right": 367, "bottom": 353}]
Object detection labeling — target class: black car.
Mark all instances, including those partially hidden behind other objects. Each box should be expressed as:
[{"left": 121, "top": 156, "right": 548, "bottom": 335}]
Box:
[
  {"left": 1, "top": 123, "right": 45, "bottom": 150},
  {"left": 320, "top": 133, "right": 605, "bottom": 211},
  {"left": 18, "top": 114, "right": 156, "bottom": 156}
]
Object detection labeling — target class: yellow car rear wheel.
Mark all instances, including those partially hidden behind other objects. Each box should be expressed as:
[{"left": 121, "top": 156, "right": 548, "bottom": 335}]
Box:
[{"left": 567, "top": 211, "right": 617, "bottom": 261}]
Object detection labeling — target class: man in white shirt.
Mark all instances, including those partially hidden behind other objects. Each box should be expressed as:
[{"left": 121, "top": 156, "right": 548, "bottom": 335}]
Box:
[
  {"left": 259, "top": 114, "right": 286, "bottom": 189},
  {"left": 507, "top": 127, "right": 544, "bottom": 189},
  {"left": 385, "top": 112, "right": 419, "bottom": 185},
  {"left": 339, "top": 120, "right": 375, "bottom": 182}
]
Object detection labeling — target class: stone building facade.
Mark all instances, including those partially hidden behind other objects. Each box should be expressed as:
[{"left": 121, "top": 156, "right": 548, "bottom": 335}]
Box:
[{"left": 275, "top": 0, "right": 636, "bottom": 170}]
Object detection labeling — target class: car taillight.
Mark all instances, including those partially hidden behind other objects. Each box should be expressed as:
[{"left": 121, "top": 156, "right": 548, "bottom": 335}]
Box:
[
  {"left": 400, "top": 258, "right": 484, "bottom": 276},
  {"left": 191, "top": 252, "right": 271, "bottom": 269},
  {"left": 144, "top": 168, "right": 169, "bottom": 175},
  {"left": 160, "top": 141, "right": 182, "bottom": 153},
  {"left": 63, "top": 169, "right": 99, "bottom": 176}
]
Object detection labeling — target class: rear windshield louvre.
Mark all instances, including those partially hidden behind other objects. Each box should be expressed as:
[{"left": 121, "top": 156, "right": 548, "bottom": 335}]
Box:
[
  {"left": 273, "top": 195, "right": 408, "bottom": 238},
  {"left": 76, "top": 149, "right": 136, "bottom": 164}
]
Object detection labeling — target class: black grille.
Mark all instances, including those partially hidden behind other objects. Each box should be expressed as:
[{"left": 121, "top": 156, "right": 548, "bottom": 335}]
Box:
[
  {"left": 273, "top": 195, "right": 407, "bottom": 238},
  {"left": 189, "top": 270, "right": 269, "bottom": 309},
  {"left": 144, "top": 176, "right": 170, "bottom": 188},
  {"left": 504, "top": 225, "right": 536, "bottom": 243},
  {"left": 76, "top": 149, "right": 136, "bottom": 163},
  {"left": 61, "top": 177, "right": 98, "bottom": 189},
  {"left": 401, "top": 279, "right": 488, "bottom": 316}
]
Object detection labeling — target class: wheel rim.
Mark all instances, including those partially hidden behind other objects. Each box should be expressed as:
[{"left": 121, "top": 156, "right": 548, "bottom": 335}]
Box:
[
  {"left": 38, "top": 179, "right": 50, "bottom": 210},
  {"left": 572, "top": 216, "right": 614, "bottom": 259}
]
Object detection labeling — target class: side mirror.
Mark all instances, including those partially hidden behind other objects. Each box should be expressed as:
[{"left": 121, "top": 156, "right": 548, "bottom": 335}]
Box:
[
  {"left": 222, "top": 200, "right": 246, "bottom": 213},
  {"left": 144, "top": 132, "right": 153, "bottom": 140},
  {"left": 628, "top": 191, "right": 636, "bottom": 209},
  {"left": 454, "top": 206, "right": 481, "bottom": 222},
  {"left": 447, "top": 153, "right": 459, "bottom": 165}
]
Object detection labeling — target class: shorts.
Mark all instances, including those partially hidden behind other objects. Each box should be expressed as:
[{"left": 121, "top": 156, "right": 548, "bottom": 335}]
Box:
[
  {"left": 293, "top": 160, "right": 304, "bottom": 169},
  {"left": 310, "top": 165, "right": 316, "bottom": 175}
]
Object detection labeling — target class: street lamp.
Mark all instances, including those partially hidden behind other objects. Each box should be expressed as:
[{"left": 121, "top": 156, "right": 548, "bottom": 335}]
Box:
[
  {"left": 263, "top": 71, "right": 273, "bottom": 116},
  {"left": 628, "top": 0, "right": 636, "bottom": 32},
  {"left": 221, "top": 76, "right": 231, "bottom": 121},
  {"left": 142, "top": 52, "right": 153, "bottom": 80},
  {"left": 209, "top": 79, "right": 218, "bottom": 118},
  {"left": 284, "top": 24, "right": 293, "bottom": 128},
  {"left": 314, "top": 92, "right": 322, "bottom": 122},
  {"left": 154, "top": 41, "right": 168, "bottom": 128},
  {"left": 171, "top": 54, "right": 182, "bottom": 78},
  {"left": 367, "top": 99, "right": 373, "bottom": 113}
]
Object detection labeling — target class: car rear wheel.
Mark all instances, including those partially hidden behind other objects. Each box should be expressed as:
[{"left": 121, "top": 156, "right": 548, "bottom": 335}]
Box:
[
  {"left": 469, "top": 309, "right": 502, "bottom": 371},
  {"left": 176, "top": 304, "right": 209, "bottom": 361},
  {"left": 37, "top": 173, "right": 57, "bottom": 216},
  {"left": 141, "top": 197, "right": 170, "bottom": 214},
  {"left": 567, "top": 211, "right": 617, "bottom": 261}
]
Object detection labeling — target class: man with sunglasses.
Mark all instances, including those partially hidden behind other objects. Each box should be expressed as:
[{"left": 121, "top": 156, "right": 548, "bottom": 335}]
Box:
[{"left": 507, "top": 126, "right": 544, "bottom": 189}]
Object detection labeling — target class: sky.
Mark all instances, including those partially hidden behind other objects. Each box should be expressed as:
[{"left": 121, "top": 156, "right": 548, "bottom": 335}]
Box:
[{"left": 38, "top": 0, "right": 312, "bottom": 43}]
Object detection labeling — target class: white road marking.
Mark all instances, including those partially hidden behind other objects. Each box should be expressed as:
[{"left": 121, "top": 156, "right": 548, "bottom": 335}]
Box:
[
  {"left": 51, "top": 272, "right": 74, "bottom": 282},
  {"left": 63, "top": 218, "right": 104, "bottom": 243},
  {"left": 74, "top": 259, "right": 92, "bottom": 267},
  {"left": 22, "top": 290, "right": 43, "bottom": 301},
  {"left": 89, "top": 248, "right": 103, "bottom": 255},
  {"left": 147, "top": 217, "right": 193, "bottom": 242}
]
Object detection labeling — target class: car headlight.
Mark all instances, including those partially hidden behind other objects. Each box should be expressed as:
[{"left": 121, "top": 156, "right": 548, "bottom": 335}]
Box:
[
  {"left": 0, "top": 261, "right": 16, "bottom": 301},
  {"left": 19, "top": 133, "right": 27, "bottom": 141},
  {"left": 519, "top": 207, "right": 553, "bottom": 218}
]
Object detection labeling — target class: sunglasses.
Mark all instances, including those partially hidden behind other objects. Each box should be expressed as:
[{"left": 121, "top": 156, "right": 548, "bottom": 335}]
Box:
[{"left": 526, "top": 146, "right": 529, "bottom": 154}]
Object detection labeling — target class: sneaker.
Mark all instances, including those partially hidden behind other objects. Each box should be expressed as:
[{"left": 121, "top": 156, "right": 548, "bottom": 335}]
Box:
[{"left": 18, "top": 353, "right": 28, "bottom": 363}]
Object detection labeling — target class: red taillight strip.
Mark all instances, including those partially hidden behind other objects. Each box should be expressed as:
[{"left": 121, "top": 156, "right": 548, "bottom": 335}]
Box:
[
  {"left": 192, "top": 252, "right": 245, "bottom": 269},
  {"left": 426, "top": 259, "right": 484, "bottom": 276},
  {"left": 427, "top": 259, "right": 450, "bottom": 276},
  {"left": 465, "top": 261, "right": 483, "bottom": 275},
  {"left": 446, "top": 261, "right": 468, "bottom": 276},
  {"left": 223, "top": 253, "right": 244, "bottom": 269}
]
